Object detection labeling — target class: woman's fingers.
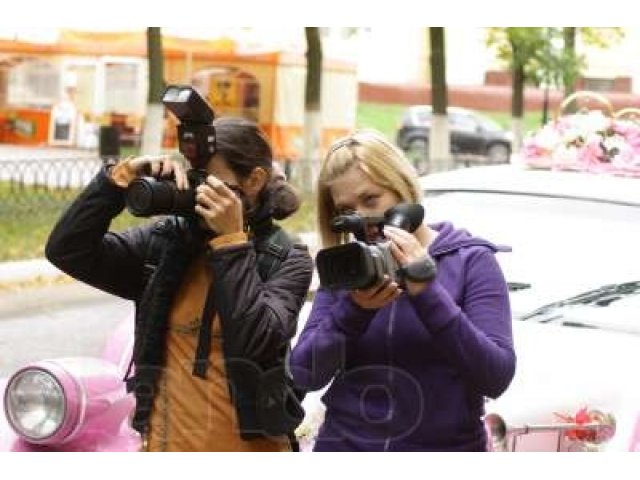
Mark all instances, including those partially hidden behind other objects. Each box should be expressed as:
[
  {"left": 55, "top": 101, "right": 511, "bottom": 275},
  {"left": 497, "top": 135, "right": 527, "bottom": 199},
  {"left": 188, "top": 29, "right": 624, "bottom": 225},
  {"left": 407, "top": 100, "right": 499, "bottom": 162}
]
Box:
[
  {"left": 352, "top": 275, "right": 402, "bottom": 309},
  {"left": 160, "top": 157, "right": 174, "bottom": 177},
  {"left": 125, "top": 156, "right": 149, "bottom": 173},
  {"left": 175, "top": 165, "right": 189, "bottom": 190},
  {"left": 388, "top": 240, "right": 408, "bottom": 265},
  {"left": 126, "top": 155, "right": 171, "bottom": 178},
  {"left": 111, "top": 155, "right": 190, "bottom": 189},
  {"left": 383, "top": 226, "right": 413, "bottom": 250},
  {"left": 149, "top": 157, "right": 162, "bottom": 177},
  {"left": 384, "top": 225, "right": 426, "bottom": 265},
  {"left": 196, "top": 189, "right": 226, "bottom": 213},
  {"left": 206, "top": 175, "right": 241, "bottom": 202},
  {"left": 375, "top": 282, "right": 403, "bottom": 305},
  {"left": 356, "top": 276, "right": 389, "bottom": 299}
]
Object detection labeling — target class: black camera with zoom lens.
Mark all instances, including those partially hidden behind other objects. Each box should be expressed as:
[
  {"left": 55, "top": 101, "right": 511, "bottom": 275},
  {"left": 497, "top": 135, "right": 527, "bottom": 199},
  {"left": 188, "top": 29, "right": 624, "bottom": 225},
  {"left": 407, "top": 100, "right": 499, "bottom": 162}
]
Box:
[
  {"left": 316, "top": 203, "right": 437, "bottom": 290},
  {"left": 125, "top": 168, "right": 209, "bottom": 217},
  {"left": 125, "top": 85, "right": 216, "bottom": 218}
]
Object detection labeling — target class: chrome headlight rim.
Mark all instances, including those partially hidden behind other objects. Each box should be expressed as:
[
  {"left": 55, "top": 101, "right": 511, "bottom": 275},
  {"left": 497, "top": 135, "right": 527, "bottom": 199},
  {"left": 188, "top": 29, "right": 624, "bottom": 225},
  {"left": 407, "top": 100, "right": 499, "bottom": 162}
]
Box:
[{"left": 3, "top": 366, "right": 68, "bottom": 442}]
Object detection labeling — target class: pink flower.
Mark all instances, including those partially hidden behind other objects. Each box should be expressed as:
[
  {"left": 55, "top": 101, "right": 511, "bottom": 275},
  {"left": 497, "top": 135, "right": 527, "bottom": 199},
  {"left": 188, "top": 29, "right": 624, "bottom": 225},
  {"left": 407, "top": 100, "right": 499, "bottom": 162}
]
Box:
[
  {"left": 522, "top": 110, "right": 640, "bottom": 178},
  {"left": 611, "top": 147, "right": 635, "bottom": 167},
  {"left": 614, "top": 121, "right": 640, "bottom": 152},
  {"left": 577, "top": 138, "right": 605, "bottom": 166},
  {"left": 521, "top": 142, "right": 546, "bottom": 159}
]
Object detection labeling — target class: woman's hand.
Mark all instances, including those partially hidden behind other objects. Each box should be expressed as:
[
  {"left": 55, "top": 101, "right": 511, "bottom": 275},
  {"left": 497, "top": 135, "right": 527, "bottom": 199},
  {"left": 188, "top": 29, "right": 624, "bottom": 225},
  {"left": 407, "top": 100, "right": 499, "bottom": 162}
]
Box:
[
  {"left": 383, "top": 225, "right": 430, "bottom": 296},
  {"left": 109, "top": 155, "right": 189, "bottom": 190},
  {"left": 350, "top": 275, "right": 403, "bottom": 310},
  {"left": 195, "top": 175, "right": 244, "bottom": 235}
]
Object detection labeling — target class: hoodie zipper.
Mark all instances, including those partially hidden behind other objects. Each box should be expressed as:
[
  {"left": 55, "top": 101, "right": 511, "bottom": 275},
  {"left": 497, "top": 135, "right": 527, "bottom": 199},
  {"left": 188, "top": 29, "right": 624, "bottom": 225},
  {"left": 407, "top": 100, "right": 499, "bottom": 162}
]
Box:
[{"left": 384, "top": 300, "right": 397, "bottom": 452}]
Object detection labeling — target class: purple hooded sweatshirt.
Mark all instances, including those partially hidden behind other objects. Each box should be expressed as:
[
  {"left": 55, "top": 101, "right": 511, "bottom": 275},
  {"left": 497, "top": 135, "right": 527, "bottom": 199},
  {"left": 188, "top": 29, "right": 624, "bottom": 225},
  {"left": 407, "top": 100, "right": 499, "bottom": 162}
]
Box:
[{"left": 291, "top": 222, "right": 516, "bottom": 452}]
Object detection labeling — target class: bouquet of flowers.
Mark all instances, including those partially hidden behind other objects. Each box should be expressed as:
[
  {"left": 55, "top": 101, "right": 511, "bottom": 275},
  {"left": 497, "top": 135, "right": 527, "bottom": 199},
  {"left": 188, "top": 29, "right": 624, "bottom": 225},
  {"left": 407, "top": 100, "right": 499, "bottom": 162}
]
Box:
[{"left": 518, "top": 95, "right": 640, "bottom": 178}]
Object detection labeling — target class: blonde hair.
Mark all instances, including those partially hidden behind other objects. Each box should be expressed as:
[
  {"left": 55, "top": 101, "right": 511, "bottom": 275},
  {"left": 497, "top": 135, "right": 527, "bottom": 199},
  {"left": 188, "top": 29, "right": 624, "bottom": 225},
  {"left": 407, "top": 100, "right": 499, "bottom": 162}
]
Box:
[{"left": 317, "top": 129, "right": 423, "bottom": 248}]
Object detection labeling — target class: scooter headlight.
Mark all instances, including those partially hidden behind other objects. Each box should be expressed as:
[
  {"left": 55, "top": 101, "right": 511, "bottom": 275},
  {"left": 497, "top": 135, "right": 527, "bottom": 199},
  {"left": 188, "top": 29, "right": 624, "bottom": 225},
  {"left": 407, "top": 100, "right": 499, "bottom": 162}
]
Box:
[{"left": 4, "top": 368, "right": 66, "bottom": 441}]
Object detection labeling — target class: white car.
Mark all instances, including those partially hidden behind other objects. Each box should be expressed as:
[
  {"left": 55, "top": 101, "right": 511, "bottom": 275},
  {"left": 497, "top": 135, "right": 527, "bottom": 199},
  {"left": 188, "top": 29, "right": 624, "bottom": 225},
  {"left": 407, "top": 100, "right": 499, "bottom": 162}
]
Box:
[
  {"left": 417, "top": 164, "right": 640, "bottom": 451},
  {"left": 4, "top": 164, "right": 638, "bottom": 452}
]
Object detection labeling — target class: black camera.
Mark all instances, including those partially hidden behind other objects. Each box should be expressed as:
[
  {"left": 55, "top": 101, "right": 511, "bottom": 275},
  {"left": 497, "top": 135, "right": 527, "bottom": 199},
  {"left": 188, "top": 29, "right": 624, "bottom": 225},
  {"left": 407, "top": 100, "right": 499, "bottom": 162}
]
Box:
[
  {"left": 125, "top": 85, "right": 216, "bottom": 217},
  {"left": 125, "top": 168, "right": 208, "bottom": 217},
  {"left": 316, "top": 203, "right": 436, "bottom": 290}
]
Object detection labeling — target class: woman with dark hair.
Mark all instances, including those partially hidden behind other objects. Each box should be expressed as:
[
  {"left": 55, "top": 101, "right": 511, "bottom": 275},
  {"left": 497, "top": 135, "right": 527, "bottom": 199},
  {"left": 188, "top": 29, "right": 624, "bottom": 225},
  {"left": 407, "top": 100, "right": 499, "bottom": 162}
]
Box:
[{"left": 45, "top": 117, "right": 313, "bottom": 451}]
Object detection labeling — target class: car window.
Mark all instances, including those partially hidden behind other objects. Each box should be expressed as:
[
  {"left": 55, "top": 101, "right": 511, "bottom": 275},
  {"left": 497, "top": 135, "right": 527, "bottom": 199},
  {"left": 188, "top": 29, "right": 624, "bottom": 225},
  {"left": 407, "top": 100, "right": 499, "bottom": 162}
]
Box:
[
  {"left": 423, "top": 191, "right": 640, "bottom": 298},
  {"left": 412, "top": 108, "right": 431, "bottom": 125},
  {"left": 449, "top": 113, "right": 478, "bottom": 133}
]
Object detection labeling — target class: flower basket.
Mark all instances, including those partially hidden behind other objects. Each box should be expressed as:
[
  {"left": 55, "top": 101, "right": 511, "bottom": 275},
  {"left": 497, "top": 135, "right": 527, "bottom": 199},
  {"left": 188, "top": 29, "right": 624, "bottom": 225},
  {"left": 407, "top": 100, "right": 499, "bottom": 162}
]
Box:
[{"left": 518, "top": 91, "right": 640, "bottom": 178}]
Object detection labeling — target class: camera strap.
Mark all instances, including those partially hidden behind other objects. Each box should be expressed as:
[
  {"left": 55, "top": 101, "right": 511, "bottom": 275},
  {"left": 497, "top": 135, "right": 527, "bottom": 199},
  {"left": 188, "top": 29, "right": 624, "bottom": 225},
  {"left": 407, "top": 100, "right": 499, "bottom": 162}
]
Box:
[
  {"left": 192, "top": 225, "right": 293, "bottom": 379},
  {"left": 192, "top": 283, "right": 217, "bottom": 378}
]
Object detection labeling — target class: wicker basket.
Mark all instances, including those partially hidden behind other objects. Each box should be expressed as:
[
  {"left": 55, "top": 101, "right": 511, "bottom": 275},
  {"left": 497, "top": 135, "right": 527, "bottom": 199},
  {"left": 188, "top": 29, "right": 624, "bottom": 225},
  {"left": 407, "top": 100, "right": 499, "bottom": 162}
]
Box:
[
  {"left": 558, "top": 90, "right": 614, "bottom": 118},
  {"left": 519, "top": 91, "right": 640, "bottom": 177},
  {"left": 614, "top": 107, "right": 640, "bottom": 123}
]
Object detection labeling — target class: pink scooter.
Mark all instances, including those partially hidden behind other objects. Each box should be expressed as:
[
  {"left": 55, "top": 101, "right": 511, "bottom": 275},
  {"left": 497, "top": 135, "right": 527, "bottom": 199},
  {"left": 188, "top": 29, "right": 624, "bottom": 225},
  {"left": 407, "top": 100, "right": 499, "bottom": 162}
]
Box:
[{"left": 0, "top": 318, "right": 140, "bottom": 452}]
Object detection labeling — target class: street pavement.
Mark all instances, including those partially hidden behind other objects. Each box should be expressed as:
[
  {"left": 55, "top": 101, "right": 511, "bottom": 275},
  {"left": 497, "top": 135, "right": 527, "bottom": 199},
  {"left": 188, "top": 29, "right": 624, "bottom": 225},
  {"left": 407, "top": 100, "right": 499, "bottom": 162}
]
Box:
[
  {"left": 0, "top": 281, "right": 132, "bottom": 376},
  {"left": 0, "top": 258, "right": 65, "bottom": 286}
]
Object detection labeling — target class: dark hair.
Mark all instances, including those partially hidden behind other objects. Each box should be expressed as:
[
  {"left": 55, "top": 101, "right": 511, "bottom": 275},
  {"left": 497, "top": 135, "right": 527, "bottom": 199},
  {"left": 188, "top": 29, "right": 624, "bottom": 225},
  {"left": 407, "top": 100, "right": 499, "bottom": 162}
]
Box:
[{"left": 212, "top": 117, "right": 300, "bottom": 221}]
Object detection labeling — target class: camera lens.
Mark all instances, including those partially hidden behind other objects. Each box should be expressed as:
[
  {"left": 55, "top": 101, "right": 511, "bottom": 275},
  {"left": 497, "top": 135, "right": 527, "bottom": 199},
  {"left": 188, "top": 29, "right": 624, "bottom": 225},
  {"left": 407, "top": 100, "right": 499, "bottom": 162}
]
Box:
[
  {"left": 317, "top": 242, "right": 379, "bottom": 290},
  {"left": 126, "top": 177, "right": 179, "bottom": 217}
]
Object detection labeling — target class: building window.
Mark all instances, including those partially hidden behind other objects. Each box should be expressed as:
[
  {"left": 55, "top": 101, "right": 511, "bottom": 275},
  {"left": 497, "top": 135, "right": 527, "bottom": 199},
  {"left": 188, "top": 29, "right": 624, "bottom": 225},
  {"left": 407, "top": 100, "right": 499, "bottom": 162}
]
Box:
[
  {"left": 104, "top": 62, "right": 139, "bottom": 114},
  {"left": 8, "top": 58, "right": 60, "bottom": 107},
  {"left": 582, "top": 77, "right": 616, "bottom": 93}
]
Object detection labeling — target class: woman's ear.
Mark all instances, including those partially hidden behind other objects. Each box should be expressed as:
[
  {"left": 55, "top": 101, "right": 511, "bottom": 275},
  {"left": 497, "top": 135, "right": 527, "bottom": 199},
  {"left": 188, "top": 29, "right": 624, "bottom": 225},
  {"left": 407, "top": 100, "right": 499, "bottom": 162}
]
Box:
[{"left": 243, "top": 166, "right": 269, "bottom": 198}]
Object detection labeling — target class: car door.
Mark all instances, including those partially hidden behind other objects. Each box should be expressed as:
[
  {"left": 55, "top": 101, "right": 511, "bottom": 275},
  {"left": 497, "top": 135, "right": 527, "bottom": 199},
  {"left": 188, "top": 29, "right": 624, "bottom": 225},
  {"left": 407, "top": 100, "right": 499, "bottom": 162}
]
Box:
[{"left": 449, "top": 112, "right": 485, "bottom": 155}]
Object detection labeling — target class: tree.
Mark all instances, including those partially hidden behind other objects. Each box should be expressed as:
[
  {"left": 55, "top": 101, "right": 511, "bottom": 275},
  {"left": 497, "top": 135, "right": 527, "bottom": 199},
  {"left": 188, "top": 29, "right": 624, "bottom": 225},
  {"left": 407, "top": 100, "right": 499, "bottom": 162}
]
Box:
[
  {"left": 141, "top": 27, "right": 165, "bottom": 156},
  {"left": 487, "top": 28, "right": 548, "bottom": 152},
  {"left": 562, "top": 27, "right": 578, "bottom": 113},
  {"left": 561, "top": 27, "right": 624, "bottom": 114},
  {"left": 299, "top": 27, "right": 323, "bottom": 193},
  {"left": 487, "top": 27, "right": 625, "bottom": 147},
  {"left": 428, "top": 27, "right": 452, "bottom": 173}
]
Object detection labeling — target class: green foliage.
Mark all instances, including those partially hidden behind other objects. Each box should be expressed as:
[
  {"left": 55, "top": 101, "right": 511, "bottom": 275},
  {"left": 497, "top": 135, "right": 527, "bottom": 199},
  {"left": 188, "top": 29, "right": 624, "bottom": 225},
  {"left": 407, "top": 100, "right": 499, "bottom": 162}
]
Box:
[
  {"left": 487, "top": 27, "right": 546, "bottom": 72},
  {"left": 0, "top": 181, "right": 149, "bottom": 261},
  {"left": 356, "top": 102, "right": 407, "bottom": 140},
  {"left": 277, "top": 190, "right": 316, "bottom": 236},
  {"left": 580, "top": 27, "right": 625, "bottom": 48},
  {"left": 483, "top": 110, "right": 542, "bottom": 135},
  {"left": 486, "top": 27, "right": 625, "bottom": 91}
]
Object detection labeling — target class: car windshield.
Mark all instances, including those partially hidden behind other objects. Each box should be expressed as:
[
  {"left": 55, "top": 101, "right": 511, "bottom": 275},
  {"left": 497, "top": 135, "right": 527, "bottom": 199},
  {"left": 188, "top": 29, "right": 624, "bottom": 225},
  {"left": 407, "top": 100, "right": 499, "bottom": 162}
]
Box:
[
  {"left": 423, "top": 191, "right": 640, "bottom": 329},
  {"left": 475, "top": 114, "right": 503, "bottom": 132}
]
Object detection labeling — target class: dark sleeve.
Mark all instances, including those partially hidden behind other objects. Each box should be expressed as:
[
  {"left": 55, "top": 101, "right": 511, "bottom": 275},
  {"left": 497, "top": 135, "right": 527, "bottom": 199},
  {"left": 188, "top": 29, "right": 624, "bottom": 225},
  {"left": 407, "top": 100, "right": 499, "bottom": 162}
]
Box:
[
  {"left": 45, "top": 167, "right": 152, "bottom": 301},
  {"left": 290, "top": 289, "right": 377, "bottom": 391},
  {"left": 208, "top": 242, "right": 314, "bottom": 363},
  {"left": 408, "top": 248, "right": 516, "bottom": 399}
]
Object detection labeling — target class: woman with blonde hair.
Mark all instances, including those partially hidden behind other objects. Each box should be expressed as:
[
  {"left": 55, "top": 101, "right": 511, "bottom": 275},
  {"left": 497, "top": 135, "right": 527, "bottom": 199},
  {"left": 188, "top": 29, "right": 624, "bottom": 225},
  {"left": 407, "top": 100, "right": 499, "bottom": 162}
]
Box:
[{"left": 291, "top": 129, "right": 516, "bottom": 451}]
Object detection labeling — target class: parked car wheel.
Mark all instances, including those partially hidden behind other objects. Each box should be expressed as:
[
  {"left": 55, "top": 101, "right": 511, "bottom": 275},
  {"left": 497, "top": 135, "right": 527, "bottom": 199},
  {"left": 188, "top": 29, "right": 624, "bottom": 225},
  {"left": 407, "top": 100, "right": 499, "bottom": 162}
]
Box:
[
  {"left": 406, "top": 138, "right": 430, "bottom": 174},
  {"left": 486, "top": 143, "right": 511, "bottom": 164}
]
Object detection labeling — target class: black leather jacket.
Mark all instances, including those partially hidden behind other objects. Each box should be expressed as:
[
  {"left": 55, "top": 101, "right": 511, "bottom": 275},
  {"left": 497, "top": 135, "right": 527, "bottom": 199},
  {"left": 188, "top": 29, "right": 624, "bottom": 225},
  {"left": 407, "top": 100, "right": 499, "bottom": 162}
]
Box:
[{"left": 45, "top": 168, "right": 313, "bottom": 440}]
